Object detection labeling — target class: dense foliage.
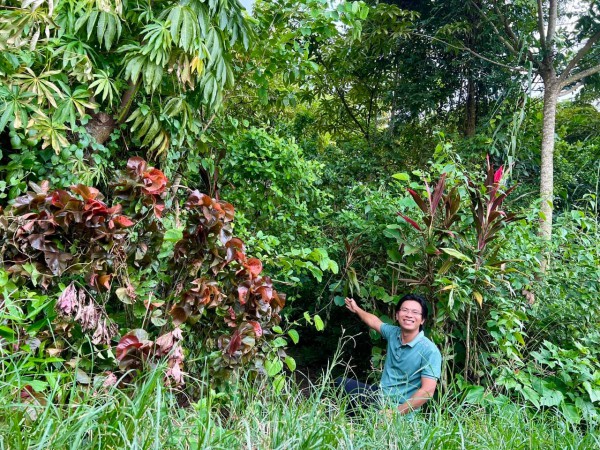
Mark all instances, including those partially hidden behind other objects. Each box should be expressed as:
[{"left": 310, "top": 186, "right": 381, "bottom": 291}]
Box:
[
  {"left": 1, "top": 0, "right": 599, "bottom": 435},
  {"left": 0, "top": 157, "right": 296, "bottom": 393}
]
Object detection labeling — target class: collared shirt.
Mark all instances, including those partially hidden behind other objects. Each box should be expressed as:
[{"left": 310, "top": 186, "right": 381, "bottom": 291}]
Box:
[{"left": 379, "top": 325, "right": 442, "bottom": 405}]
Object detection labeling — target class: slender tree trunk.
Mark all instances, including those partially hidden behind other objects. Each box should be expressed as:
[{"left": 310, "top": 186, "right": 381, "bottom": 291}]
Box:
[
  {"left": 464, "top": 75, "right": 477, "bottom": 137},
  {"left": 539, "top": 79, "right": 559, "bottom": 243}
]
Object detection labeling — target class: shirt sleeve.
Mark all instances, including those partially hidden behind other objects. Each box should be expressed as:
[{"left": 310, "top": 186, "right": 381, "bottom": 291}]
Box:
[
  {"left": 379, "top": 323, "right": 398, "bottom": 341},
  {"left": 421, "top": 345, "right": 442, "bottom": 380}
]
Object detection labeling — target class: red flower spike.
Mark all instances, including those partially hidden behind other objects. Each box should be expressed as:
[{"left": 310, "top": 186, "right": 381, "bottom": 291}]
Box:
[{"left": 493, "top": 166, "right": 504, "bottom": 184}]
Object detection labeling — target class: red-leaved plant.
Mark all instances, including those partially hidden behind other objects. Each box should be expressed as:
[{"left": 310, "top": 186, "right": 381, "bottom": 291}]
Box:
[{"left": 0, "top": 157, "right": 288, "bottom": 387}]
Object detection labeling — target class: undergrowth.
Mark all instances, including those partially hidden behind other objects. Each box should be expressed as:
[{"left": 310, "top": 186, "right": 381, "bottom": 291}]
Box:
[{"left": 0, "top": 353, "right": 598, "bottom": 450}]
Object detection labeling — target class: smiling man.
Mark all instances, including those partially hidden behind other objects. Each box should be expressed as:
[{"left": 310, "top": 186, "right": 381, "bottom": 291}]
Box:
[{"left": 339, "top": 294, "right": 442, "bottom": 414}]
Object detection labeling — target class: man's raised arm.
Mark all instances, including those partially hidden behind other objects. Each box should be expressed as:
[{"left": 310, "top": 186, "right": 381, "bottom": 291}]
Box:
[{"left": 345, "top": 297, "right": 383, "bottom": 333}]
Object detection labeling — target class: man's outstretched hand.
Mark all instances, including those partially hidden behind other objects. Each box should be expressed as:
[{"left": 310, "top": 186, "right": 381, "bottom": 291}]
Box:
[{"left": 345, "top": 297, "right": 360, "bottom": 314}]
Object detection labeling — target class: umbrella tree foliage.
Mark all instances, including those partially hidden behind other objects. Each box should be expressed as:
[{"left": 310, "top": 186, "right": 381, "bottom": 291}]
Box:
[{"left": 0, "top": 0, "right": 250, "bottom": 156}]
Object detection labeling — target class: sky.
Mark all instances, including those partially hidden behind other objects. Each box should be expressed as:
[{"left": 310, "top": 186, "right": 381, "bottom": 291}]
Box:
[{"left": 239, "top": 0, "right": 255, "bottom": 14}]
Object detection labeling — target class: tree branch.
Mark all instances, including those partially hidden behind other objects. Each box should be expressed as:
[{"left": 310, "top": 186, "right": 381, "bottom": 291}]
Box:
[
  {"left": 334, "top": 86, "right": 368, "bottom": 141},
  {"left": 546, "top": 0, "right": 557, "bottom": 46},
  {"left": 562, "top": 64, "right": 600, "bottom": 87},
  {"left": 412, "top": 31, "right": 522, "bottom": 71},
  {"left": 536, "top": 0, "right": 546, "bottom": 50},
  {"left": 471, "top": 1, "right": 537, "bottom": 67},
  {"left": 491, "top": 0, "right": 537, "bottom": 65},
  {"left": 559, "top": 30, "right": 600, "bottom": 85}
]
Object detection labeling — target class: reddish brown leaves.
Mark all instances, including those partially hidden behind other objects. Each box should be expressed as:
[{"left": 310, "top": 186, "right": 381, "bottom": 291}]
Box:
[
  {"left": 469, "top": 156, "right": 519, "bottom": 254},
  {"left": 2, "top": 157, "right": 287, "bottom": 386},
  {"left": 116, "top": 330, "right": 147, "bottom": 361},
  {"left": 141, "top": 168, "right": 168, "bottom": 195},
  {"left": 245, "top": 258, "right": 263, "bottom": 278},
  {"left": 4, "top": 181, "right": 136, "bottom": 280}
]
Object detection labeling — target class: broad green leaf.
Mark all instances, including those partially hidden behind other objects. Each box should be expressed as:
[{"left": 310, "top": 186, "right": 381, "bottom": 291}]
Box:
[
  {"left": 265, "top": 357, "right": 283, "bottom": 377},
  {"left": 392, "top": 172, "right": 410, "bottom": 181},
  {"left": 314, "top": 314, "right": 324, "bottom": 331},
  {"left": 163, "top": 229, "right": 183, "bottom": 243},
  {"left": 333, "top": 295, "right": 346, "bottom": 306},
  {"left": 561, "top": 403, "right": 581, "bottom": 424},
  {"left": 441, "top": 247, "right": 472, "bottom": 262},
  {"left": 285, "top": 356, "right": 296, "bottom": 371},
  {"left": 287, "top": 329, "right": 299, "bottom": 344},
  {"left": 272, "top": 337, "right": 287, "bottom": 348}
]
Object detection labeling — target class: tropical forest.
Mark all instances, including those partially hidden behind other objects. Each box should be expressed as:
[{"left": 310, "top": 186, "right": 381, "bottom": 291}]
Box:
[{"left": 0, "top": 0, "right": 599, "bottom": 448}]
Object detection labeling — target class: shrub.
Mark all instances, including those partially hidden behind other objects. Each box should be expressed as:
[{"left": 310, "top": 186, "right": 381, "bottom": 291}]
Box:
[{"left": 0, "top": 157, "right": 294, "bottom": 393}]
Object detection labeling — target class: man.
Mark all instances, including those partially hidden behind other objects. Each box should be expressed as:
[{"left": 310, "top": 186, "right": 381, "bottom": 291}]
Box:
[{"left": 339, "top": 294, "right": 442, "bottom": 414}]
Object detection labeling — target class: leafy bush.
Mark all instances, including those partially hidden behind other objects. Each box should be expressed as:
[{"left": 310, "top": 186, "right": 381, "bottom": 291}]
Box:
[{"left": 0, "top": 157, "right": 295, "bottom": 393}]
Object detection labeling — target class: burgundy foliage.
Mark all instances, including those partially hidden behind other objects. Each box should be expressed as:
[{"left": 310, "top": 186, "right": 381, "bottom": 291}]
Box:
[{"left": 1, "top": 157, "right": 287, "bottom": 386}]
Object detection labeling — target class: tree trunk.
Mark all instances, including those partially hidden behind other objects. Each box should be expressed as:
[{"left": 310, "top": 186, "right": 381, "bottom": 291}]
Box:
[
  {"left": 539, "top": 80, "right": 559, "bottom": 242},
  {"left": 464, "top": 75, "right": 477, "bottom": 137},
  {"left": 85, "top": 80, "right": 141, "bottom": 145}
]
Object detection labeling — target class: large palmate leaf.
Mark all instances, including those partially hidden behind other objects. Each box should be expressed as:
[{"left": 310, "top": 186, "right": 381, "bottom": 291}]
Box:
[
  {"left": 12, "top": 68, "right": 64, "bottom": 108},
  {"left": 54, "top": 82, "right": 98, "bottom": 127}
]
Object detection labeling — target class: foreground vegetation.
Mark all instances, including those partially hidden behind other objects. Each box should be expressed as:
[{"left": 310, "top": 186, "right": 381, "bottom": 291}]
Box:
[
  {"left": 1, "top": 0, "right": 600, "bottom": 445},
  {"left": 1, "top": 355, "right": 598, "bottom": 450}
]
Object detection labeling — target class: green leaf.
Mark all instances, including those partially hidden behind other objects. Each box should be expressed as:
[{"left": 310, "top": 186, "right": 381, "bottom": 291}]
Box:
[
  {"left": 273, "top": 374, "right": 285, "bottom": 394},
  {"left": 287, "top": 329, "right": 299, "bottom": 345},
  {"left": 441, "top": 247, "right": 472, "bottom": 262},
  {"left": 272, "top": 337, "right": 287, "bottom": 348},
  {"left": 583, "top": 381, "right": 600, "bottom": 403},
  {"left": 169, "top": 6, "right": 182, "bottom": 42},
  {"left": 303, "top": 311, "right": 313, "bottom": 325},
  {"left": 333, "top": 296, "right": 346, "bottom": 306},
  {"left": 163, "top": 229, "right": 183, "bottom": 243},
  {"left": 464, "top": 385, "right": 486, "bottom": 404},
  {"left": 26, "top": 380, "right": 49, "bottom": 392},
  {"left": 314, "top": 314, "right": 324, "bottom": 331},
  {"left": 561, "top": 403, "right": 581, "bottom": 424},
  {"left": 115, "top": 287, "right": 134, "bottom": 304},
  {"left": 392, "top": 172, "right": 410, "bottom": 181},
  {"left": 265, "top": 357, "right": 283, "bottom": 377},
  {"left": 285, "top": 356, "right": 296, "bottom": 371}
]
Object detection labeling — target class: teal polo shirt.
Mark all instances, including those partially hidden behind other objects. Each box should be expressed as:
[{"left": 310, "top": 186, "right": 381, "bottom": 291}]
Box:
[{"left": 379, "top": 325, "right": 442, "bottom": 405}]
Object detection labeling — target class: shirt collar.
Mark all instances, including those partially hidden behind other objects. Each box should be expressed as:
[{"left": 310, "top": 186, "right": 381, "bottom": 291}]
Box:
[{"left": 399, "top": 330, "right": 424, "bottom": 347}]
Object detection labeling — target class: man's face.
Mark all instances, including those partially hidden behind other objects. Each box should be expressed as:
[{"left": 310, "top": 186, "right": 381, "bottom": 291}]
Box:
[{"left": 395, "top": 300, "right": 425, "bottom": 332}]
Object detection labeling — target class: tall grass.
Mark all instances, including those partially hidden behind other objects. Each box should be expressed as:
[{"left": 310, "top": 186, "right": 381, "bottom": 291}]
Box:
[{"left": 0, "top": 353, "right": 598, "bottom": 449}]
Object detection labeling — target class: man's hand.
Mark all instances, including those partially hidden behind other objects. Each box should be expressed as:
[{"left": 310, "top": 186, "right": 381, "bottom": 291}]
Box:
[
  {"left": 345, "top": 297, "right": 382, "bottom": 332},
  {"left": 345, "top": 297, "right": 360, "bottom": 314}
]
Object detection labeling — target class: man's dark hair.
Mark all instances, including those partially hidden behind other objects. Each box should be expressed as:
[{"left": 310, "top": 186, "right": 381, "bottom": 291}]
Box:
[{"left": 396, "top": 294, "right": 429, "bottom": 331}]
